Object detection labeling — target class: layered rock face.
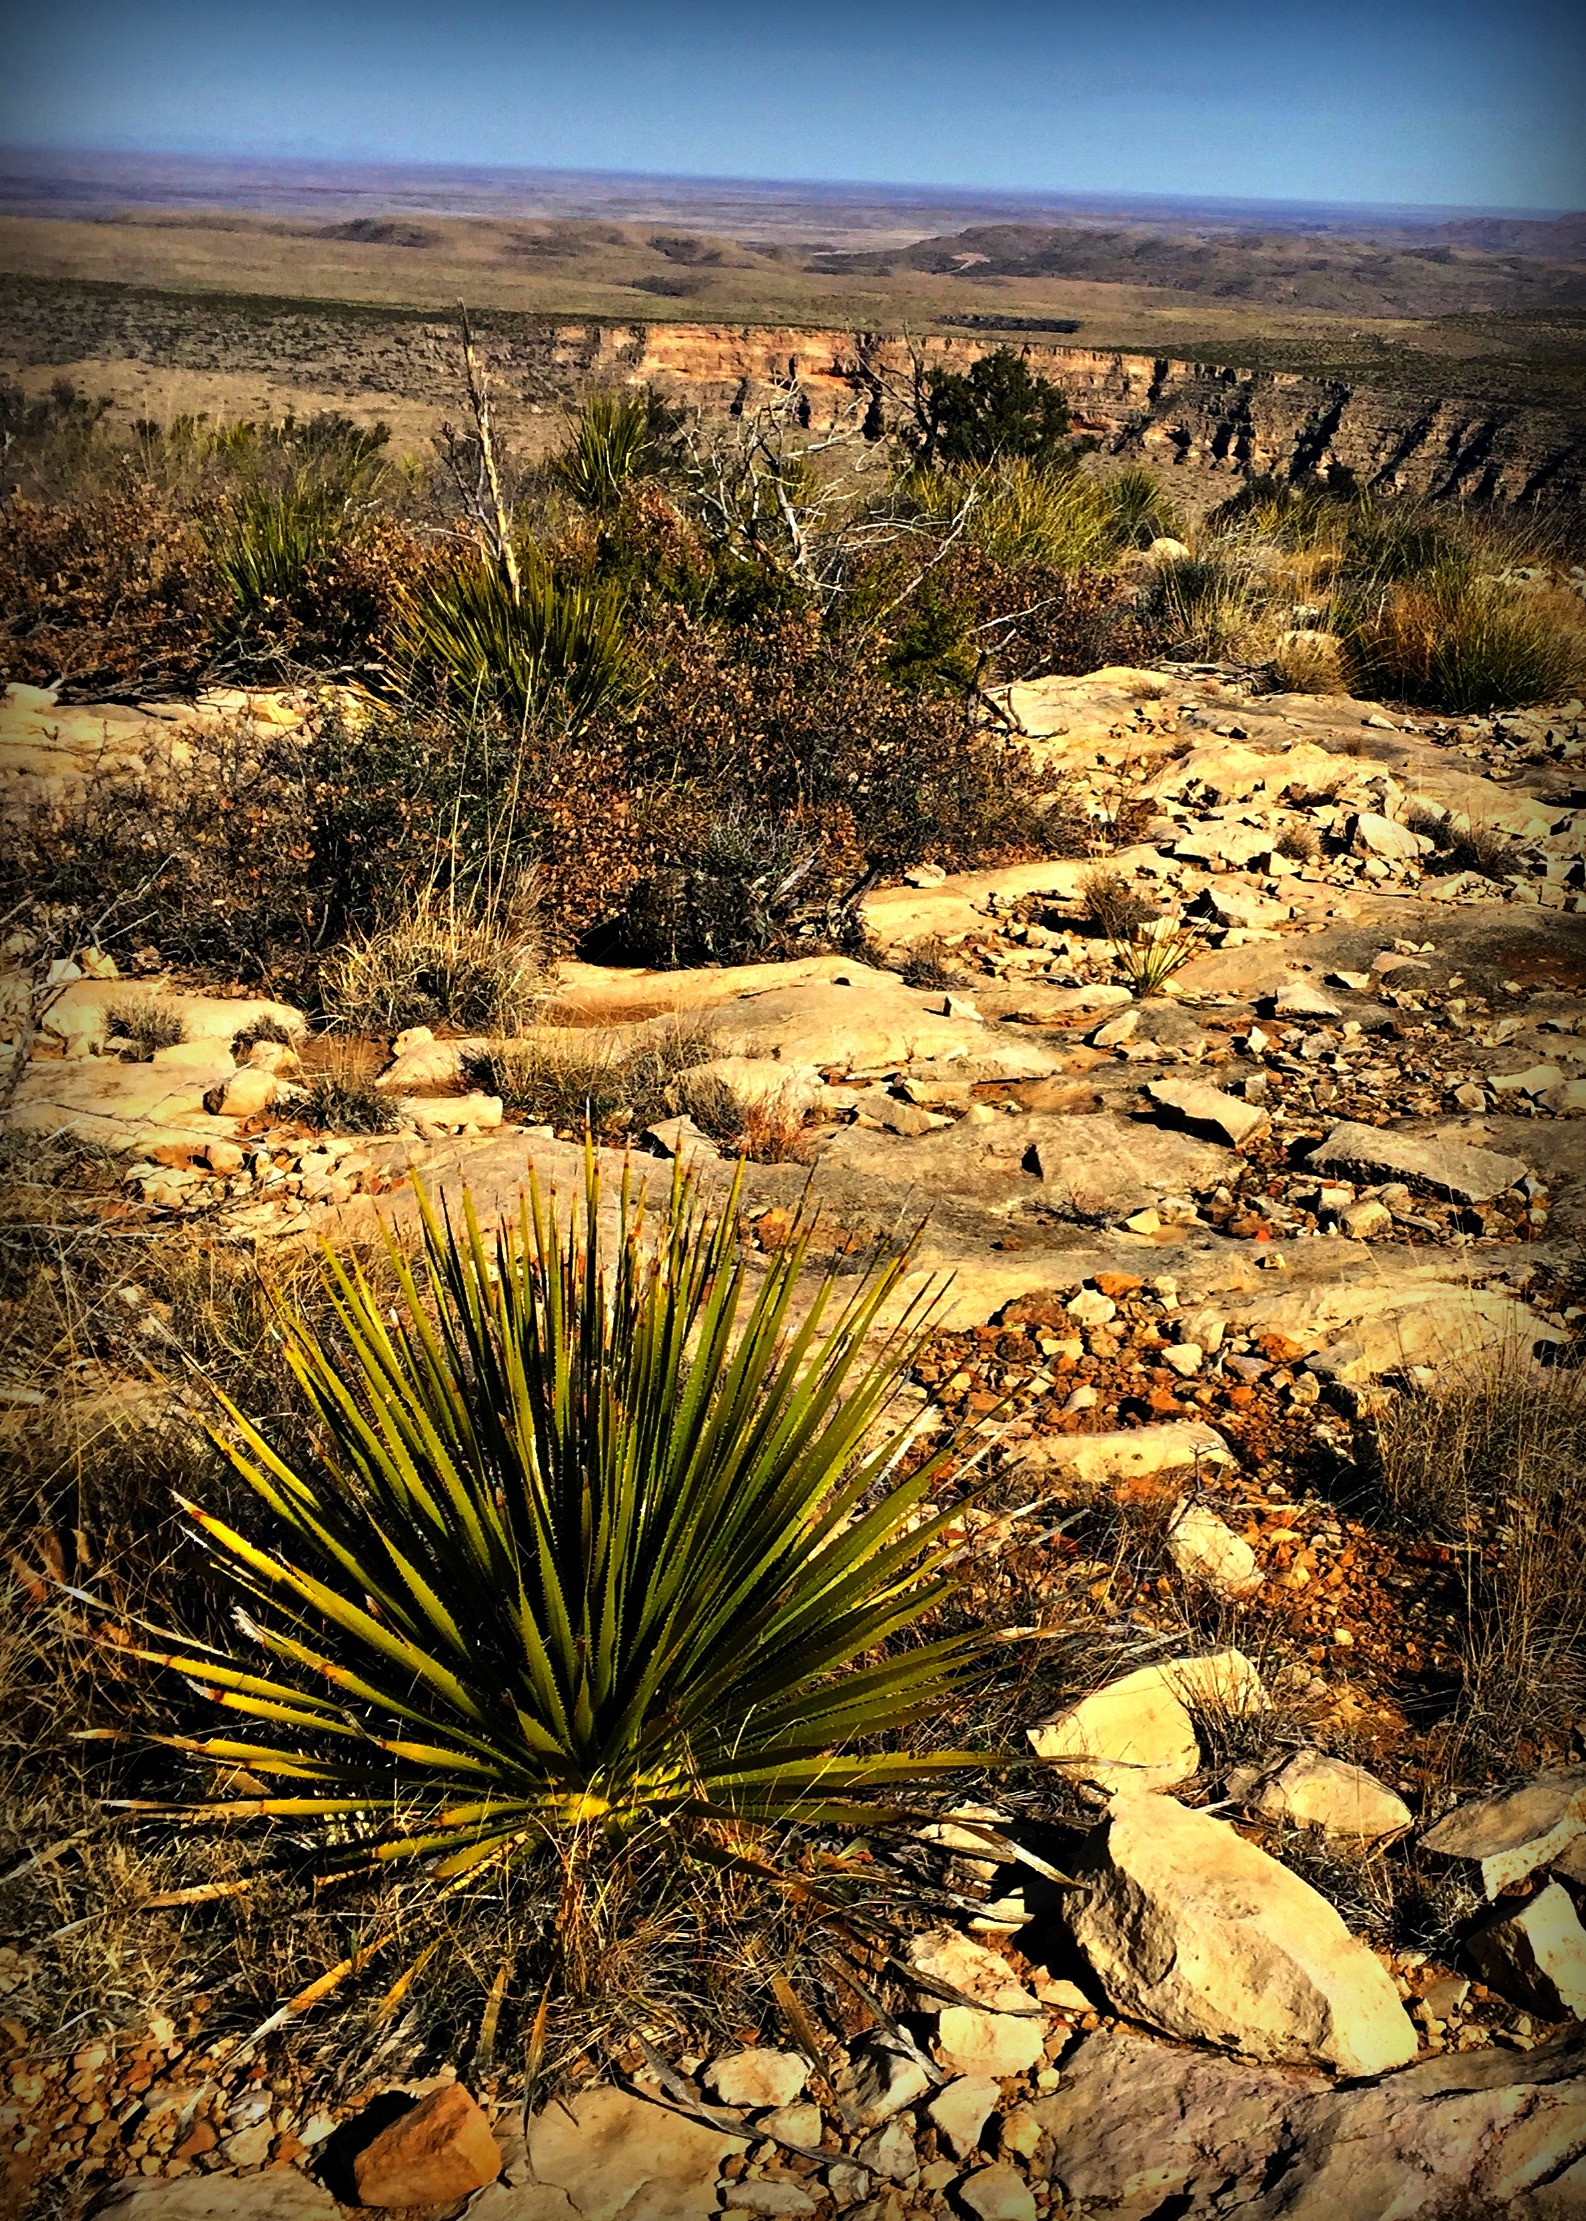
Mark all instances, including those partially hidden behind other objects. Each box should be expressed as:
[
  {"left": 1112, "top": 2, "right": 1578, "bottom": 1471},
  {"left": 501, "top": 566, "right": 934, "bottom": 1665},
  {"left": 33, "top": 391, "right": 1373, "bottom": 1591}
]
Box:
[{"left": 3, "top": 274, "right": 1582, "bottom": 509}]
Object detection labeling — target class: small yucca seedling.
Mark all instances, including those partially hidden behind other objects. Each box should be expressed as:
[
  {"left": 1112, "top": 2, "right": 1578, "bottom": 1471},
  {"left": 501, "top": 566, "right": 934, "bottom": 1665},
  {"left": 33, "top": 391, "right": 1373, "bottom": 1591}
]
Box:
[
  {"left": 120, "top": 1157, "right": 1003, "bottom": 2015},
  {"left": 1109, "top": 917, "right": 1206, "bottom": 996}
]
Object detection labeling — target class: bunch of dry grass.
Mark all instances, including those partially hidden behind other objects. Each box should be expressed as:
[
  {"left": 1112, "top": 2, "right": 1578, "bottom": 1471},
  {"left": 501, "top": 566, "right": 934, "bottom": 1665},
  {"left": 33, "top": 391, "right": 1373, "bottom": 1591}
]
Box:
[
  {"left": 463, "top": 1014, "right": 721, "bottom": 1138},
  {"left": 325, "top": 886, "right": 548, "bottom": 1036},
  {"left": 1372, "top": 1353, "right": 1586, "bottom": 1770},
  {"left": 1270, "top": 629, "right": 1347, "bottom": 695},
  {"left": 1080, "top": 864, "right": 1156, "bottom": 941},
  {"left": 899, "top": 935, "right": 969, "bottom": 990},
  {"left": 293, "top": 1042, "right": 400, "bottom": 1135},
  {"left": 104, "top": 998, "right": 185, "bottom": 1060}
]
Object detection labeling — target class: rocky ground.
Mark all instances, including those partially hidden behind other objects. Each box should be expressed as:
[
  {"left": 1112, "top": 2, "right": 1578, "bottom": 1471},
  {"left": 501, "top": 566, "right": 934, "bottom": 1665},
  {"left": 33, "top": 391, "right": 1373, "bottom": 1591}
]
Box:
[{"left": 3, "top": 662, "right": 1585, "bottom": 2218}]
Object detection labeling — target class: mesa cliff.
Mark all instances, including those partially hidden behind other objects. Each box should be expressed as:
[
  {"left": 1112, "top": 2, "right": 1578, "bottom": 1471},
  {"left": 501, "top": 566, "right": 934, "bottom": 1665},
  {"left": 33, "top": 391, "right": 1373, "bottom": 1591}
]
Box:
[{"left": 3, "top": 274, "right": 1583, "bottom": 512}]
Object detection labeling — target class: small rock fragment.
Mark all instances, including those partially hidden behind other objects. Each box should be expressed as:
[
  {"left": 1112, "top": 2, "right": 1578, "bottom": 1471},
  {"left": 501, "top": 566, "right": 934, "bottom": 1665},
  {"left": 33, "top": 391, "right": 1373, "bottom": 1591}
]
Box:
[
  {"left": 705, "top": 2049, "right": 809, "bottom": 2111},
  {"left": 927, "top": 2076, "right": 1001, "bottom": 2160},
  {"left": 1147, "top": 1076, "right": 1269, "bottom": 1148},
  {"left": 934, "top": 2007, "right": 1045, "bottom": 2078},
  {"left": 1166, "top": 1502, "right": 1262, "bottom": 1598},
  {"left": 1466, "top": 1882, "right": 1586, "bottom": 2020},
  {"left": 352, "top": 2083, "right": 502, "bottom": 2207},
  {"left": 957, "top": 2162, "right": 1038, "bottom": 2221}
]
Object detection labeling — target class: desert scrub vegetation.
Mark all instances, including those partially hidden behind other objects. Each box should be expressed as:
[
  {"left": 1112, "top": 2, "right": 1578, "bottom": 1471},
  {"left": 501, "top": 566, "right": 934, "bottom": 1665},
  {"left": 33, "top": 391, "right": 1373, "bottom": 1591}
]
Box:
[
  {"left": 323, "top": 885, "right": 550, "bottom": 1035},
  {"left": 6, "top": 344, "right": 1584, "bottom": 1009},
  {"left": 1371, "top": 1353, "right": 1586, "bottom": 1773},
  {"left": 71, "top": 1160, "right": 1000, "bottom": 2041}
]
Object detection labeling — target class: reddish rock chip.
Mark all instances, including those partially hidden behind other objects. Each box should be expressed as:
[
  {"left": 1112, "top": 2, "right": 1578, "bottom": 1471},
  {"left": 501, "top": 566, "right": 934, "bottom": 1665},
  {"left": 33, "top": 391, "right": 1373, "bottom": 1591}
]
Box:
[{"left": 352, "top": 2083, "right": 501, "bottom": 2207}]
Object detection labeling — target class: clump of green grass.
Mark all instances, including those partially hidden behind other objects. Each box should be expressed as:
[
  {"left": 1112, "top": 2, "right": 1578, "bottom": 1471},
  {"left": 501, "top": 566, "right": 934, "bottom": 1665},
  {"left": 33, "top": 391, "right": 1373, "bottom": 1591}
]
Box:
[
  {"left": 105, "top": 999, "right": 185, "bottom": 1059},
  {"left": 115, "top": 1158, "right": 1000, "bottom": 2028},
  {"left": 212, "top": 477, "right": 352, "bottom": 621},
  {"left": 231, "top": 1012, "right": 298, "bottom": 1058},
  {"left": 671, "top": 1068, "right": 748, "bottom": 1145},
  {"left": 464, "top": 1033, "right": 624, "bottom": 1132},
  {"left": 1339, "top": 571, "right": 1585, "bottom": 713}
]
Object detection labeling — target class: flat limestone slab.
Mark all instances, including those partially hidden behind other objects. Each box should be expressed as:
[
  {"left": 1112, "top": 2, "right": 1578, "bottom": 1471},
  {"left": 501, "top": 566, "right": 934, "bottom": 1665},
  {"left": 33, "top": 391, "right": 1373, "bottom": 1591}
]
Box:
[{"left": 1306, "top": 1119, "right": 1529, "bottom": 1205}]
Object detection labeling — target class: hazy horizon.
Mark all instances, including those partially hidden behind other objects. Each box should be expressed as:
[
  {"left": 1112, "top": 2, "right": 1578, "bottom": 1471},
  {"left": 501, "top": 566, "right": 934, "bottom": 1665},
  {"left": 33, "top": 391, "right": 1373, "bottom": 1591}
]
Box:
[
  {"left": 3, "top": 1, "right": 1582, "bottom": 215},
  {"left": 1, "top": 144, "right": 1577, "bottom": 227}
]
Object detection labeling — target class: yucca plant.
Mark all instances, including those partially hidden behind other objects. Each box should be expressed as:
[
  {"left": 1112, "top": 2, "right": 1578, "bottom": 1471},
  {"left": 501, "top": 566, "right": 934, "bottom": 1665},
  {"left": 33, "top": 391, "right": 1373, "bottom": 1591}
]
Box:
[
  {"left": 1103, "top": 467, "right": 1180, "bottom": 551},
  {"left": 212, "top": 476, "right": 352, "bottom": 620},
  {"left": 552, "top": 390, "right": 673, "bottom": 513},
  {"left": 123, "top": 1158, "right": 1002, "bottom": 2011},
  {"left": 1109, "top": 916, "right": 1207, "bottom": 995},
  {"left": 396, "top": 550, "right": 635, "bottom": 730}
]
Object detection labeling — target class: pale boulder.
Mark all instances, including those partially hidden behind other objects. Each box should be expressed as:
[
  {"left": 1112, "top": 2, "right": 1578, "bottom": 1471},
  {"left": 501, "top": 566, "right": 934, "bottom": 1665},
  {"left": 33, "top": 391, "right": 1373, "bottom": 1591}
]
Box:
[
  {"left": 518, "top": 2085, "right": 745, "bottom": 2221},
  {"left": 927, "top": 2076, "right": 1001, "bottom": 2159},
  {"left": 934, "top": 2005, "right": 1046, "bottom": 2078},
  {"left": 1147, "top": 1076, "right": 1270, "bottom": 1149},
  {"left": 1020, "top": 1420, "right": 1234, "bottom": 1492},
  {"left": 1028, "top": 1650, "right": 1265, "bottom": 1795},
  {"left": 1420, "top": 1768, "right": 1586, "bottom": 1898},
  {"left": 908, "top": 1929, "right": 1038, "bottom": 2014},
  {"left": 1065, "top": 1795, "right": 1418, "bottom": 2075},
  {"left": 703, "top": 2049, "right": 807, "bottom": 2111},
  {"left": 1245, "top": 1750, "right": 1412, "bottom": 1845},
  {"left": 957, "top": 2164, "right": 1038, "bottom": 2221},
  {"left": 205, "top": 1066, "right": 279, "bottom": 1119},
  {"left": 1351, "top": 812, "right": 1420, "bottom": 863}
]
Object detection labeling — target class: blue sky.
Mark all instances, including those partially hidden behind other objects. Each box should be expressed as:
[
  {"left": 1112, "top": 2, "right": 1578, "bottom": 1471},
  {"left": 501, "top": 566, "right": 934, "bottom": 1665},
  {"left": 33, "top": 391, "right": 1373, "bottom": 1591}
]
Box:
[{"left": 3, "top": 0, "right": 1582, "bottom": 212}]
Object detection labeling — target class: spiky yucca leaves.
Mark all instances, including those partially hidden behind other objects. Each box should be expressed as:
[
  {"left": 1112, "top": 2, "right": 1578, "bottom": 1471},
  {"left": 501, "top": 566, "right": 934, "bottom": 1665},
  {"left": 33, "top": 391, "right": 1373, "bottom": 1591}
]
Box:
[
  {"left": 143, "top": 1159, "right": 1000, "bottom": 1932},
  {"left": 213, "top": 477, "right": 352, "bottom": 620},
  {"left": 552, "top": 390, "right": 675, "bottom": 513},
  {"left": 396, "top": 550, "right": 634, "bottom": 729}
]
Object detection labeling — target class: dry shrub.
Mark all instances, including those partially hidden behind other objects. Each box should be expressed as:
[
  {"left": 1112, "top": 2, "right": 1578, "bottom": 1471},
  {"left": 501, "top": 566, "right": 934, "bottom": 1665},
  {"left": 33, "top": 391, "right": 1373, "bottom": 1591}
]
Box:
[
  {"left": 463, "top": 1016, "right": 716, "bottom": 1137},
  {"left": 1271, "top": 629, "right": 1347, "bottom": 694},
  {"left": 1275, "top": 819, "right": 1321, "bottom": 864},
  {"left": 1405, "top": 805, "right": 1517, "bottom": 882},
  {"left": 1372, "top": 1354, "right": 1586, "bottom": 1767},
  {"left": 324, "top": 886, "right": 549, "bottom": 1035},
  {"left": 465, "top": 1031, "right": 623, "bottom": 1132},
  {"left": 0, "top": 490, "right": 222, "bottom": 698},
  {"left": 900, "top": 935, "right": 968, "bottom": 990},
  {"left": 1080, "top": 865, "right": 1154, "bottom": 940},
  {"left": 736, "top": 1086, "right": 816, "bottom": 1164}
]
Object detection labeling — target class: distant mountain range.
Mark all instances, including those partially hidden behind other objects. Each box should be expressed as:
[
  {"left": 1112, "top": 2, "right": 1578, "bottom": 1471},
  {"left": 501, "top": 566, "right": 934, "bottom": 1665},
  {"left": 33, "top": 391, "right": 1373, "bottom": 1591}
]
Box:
[{"left": 1, "top": 146, "right": 1579, "bottom": 257}]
